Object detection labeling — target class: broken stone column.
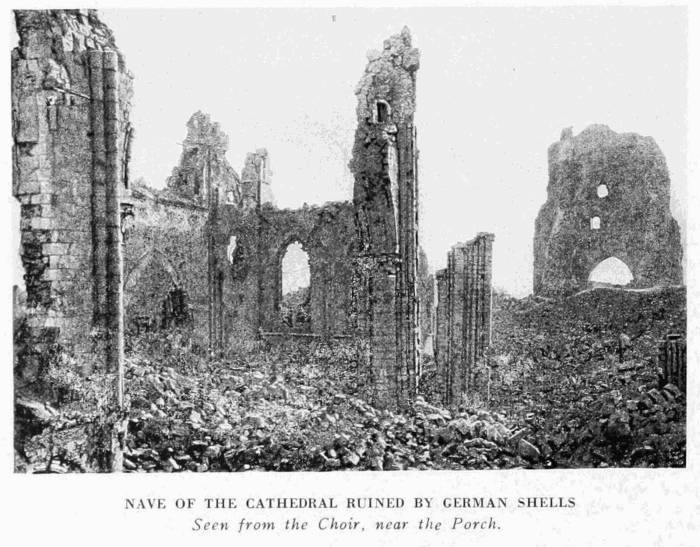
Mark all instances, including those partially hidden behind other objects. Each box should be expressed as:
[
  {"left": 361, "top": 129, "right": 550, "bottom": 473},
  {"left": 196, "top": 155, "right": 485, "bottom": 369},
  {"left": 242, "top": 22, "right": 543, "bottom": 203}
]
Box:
[
  {"left": 659, "top": 334, "right": 686, "bottom": 393},
  {"left": 350, "top": 27, "right": 420, "bottom": 409},
  {"left": 435, "top": 233, "right": 494, "bottom": 406},
  {"left": 533, "top": 125, "right": 683, "bottom": 296}
]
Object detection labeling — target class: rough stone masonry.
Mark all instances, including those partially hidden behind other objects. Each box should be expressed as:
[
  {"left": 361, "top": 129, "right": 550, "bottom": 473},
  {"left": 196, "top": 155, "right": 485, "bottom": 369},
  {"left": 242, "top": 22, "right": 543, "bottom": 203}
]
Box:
[
  {"left": 13, "top": 10, "right": 133, "bottom": 378},
  {"left": 350, "top": 27, "right": 421, "bottom": 409},
  {"left": 435, "top": 233, "right": 495, "bottom": 406},
  {"left": 11, "top": 11, "right": 433, "bottom": 413},
  {"left": 533, "top": 125, "right": 683, "bottom": 296}
]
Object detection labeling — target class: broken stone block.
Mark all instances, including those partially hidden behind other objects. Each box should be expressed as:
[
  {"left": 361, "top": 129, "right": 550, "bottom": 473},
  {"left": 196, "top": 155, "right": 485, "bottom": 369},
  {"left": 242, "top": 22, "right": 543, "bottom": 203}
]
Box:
[{"left": 518, "top": 439, "right": 541, "bottom": 462}]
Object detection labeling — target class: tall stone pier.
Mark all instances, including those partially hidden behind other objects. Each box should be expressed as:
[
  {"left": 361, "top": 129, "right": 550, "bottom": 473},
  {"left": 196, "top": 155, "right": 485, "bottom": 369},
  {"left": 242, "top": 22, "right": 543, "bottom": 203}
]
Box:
[
  {"left": 13, "top": 10, "right": 133, "bottom": 376},
  {"left": 350, "top": 28, "right": 421, "bottom": 409},
  {"left": 435, "top": 233, "right": 494, "bottom": 406}
]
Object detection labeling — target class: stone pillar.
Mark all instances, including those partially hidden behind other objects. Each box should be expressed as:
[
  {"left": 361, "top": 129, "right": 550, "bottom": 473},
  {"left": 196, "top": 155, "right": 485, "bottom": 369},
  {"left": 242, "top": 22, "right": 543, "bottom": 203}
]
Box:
[
  {"left": 435, "top": 233, "right": 495, "bottom": 406},
  {"left": 350, "top": 28, "right": 421, "bottom": 410},
  {"left": 434, "top": 269, "right": 449, "bottom": 404},
  {"left": 659, "top": 334, "right": 686, "bottom": 392},
  {"left": 89, "top": 51, "right": 107, "bottom": 330},
  {"left": 103, "top": 50, "right": 125, "bottom": 380}
]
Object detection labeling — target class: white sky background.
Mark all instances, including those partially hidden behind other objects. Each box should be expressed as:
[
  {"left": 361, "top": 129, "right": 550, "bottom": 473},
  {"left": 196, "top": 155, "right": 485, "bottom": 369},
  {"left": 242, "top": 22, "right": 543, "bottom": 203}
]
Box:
[{"left": 101, "top": 7, "right": 687, "bottom": 297}]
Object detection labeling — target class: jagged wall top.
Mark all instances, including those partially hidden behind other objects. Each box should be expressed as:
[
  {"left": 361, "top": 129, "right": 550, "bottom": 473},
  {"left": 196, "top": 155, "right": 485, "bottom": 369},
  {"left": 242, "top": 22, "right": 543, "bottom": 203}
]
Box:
[
  {"left": 545, "top": 124, "right": 673, "bottom": 206},
  {"left": 533, "top": 123, "right": 683, "bottom": 295},
  {"left": 165, "top": 111, "right": 241, "bottom": 204},
  {"left": 15, "top": 10, "right": 122, "bottom": 63},
  {"left": 354, "top": 26, "right": 420, "bottom": 125}
]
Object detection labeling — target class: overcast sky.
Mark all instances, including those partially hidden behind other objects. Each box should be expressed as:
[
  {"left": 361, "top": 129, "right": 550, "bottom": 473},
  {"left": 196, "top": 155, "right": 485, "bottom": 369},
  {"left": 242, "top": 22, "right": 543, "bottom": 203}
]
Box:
[{"left": 101, "top": 7, "right": 687, "bottom": 297}]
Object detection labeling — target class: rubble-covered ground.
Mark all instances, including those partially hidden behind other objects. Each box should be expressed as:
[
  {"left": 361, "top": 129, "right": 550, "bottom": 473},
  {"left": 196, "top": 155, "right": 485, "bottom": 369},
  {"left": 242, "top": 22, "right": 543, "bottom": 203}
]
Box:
[
  {"left": 15, "top": 286, "right": 685, "bottom": 472},
  {"left": 478, "top": 286, "right": 686, "bottom": 468},
  {"left": 121, "top": 336, "right": 526, "bottom": 472}
]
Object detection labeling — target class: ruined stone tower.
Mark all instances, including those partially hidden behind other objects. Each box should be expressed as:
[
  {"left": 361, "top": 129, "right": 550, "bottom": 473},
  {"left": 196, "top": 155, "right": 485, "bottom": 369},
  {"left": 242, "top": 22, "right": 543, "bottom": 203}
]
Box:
[
  {"left": 350, "top": 27, "right": 421, "bottom": 409},
  {"left": 534, "top": 125, "right": 683, "bottom": 296}
]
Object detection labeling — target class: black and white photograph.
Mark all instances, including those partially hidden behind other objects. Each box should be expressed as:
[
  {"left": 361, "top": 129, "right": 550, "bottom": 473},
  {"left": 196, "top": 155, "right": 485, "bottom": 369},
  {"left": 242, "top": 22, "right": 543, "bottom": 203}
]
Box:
[{"left": 4, "top": 2, "right": 698, "bottom": 544}]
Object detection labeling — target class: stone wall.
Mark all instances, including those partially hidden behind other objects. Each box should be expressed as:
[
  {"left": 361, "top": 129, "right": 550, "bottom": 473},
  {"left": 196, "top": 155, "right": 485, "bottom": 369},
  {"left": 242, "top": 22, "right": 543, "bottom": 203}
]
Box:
[
  {"left": 13, "top": 9, "right": 132, "bottom": 377},
  {"left": 12, "top": 12, "right": 428, "bottom": 415},
  {"left": 216, "top": 200, "right": 357, "bottom": 342},
  {"left": 434, "top": 233, "right": 494, "bottom": 406},
  {"left": 534, "top": 125, "right": 683, "bottom": 296},
  {"left": 124, "top": 186, "right": 209, "bottom": 342}
]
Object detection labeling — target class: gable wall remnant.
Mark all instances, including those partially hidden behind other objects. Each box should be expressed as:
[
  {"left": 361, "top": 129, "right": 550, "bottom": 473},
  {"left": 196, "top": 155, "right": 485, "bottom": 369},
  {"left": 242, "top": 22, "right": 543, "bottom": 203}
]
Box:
[{"left": 533, "top": 125, "right": 683, "bottom": 296}]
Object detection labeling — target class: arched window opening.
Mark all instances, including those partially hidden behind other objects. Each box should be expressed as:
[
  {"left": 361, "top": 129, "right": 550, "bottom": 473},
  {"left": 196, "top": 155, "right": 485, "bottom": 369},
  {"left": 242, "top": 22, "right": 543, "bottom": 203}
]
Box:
[
  {"left": 597, "top": 184, "right": 609, "bottom": 198},
  {"left": 280, "top": 242, "right": 311, "bottom": 330},
  {"left": 588, "top": 257, "right": 633, "bottom": 287},
  {"left": 590, "top": 216, "right": 601, "bottom": 230}
]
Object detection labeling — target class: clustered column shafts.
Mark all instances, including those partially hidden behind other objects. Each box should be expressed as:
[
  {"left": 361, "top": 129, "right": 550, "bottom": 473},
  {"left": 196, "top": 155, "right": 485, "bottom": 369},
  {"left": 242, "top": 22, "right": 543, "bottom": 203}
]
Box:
[
  {"left": 397, "top": 123, "right": 420, "bottom": 398},
  {"left": 207, "top": 146, "right": 215, "bottom": 354},
  {"left": 88, "top": 49, "right": 126, "bottom": 390},
  {"left": 87, "top": 48, "right": 127, "bottom": 472},
  {"left": 89, "top": 51, "right": 108, "bottom": 331},
  {"left": 435, "top": 233, "right": 495, "bottom": 406},
  {"left": 659, "top": 334, "right": 686, "bottom": 393}
]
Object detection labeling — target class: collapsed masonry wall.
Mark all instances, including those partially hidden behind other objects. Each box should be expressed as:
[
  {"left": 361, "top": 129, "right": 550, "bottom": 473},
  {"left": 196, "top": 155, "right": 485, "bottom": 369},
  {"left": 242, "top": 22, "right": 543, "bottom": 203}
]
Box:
[
  {"left": 534, "top": 125, "right": 683, "bottom": 296},
  {"left": 435, "top": 233, "right": 494, "bottom": 406},
  {"left": 165, "top": 111, "right": 242, "bottom": 207},
  {"left": 217, "top": 201, "right": 357, "bottom": 342},
  {"left": 124, "top": 185, "right": 209, "bottom": 341},
  {"left": 123, "top": 112, "right": 242, "bottom": 348},
  {"left": 350, "top": 27, "right": 421, "bottom": 409},
  {"left": 13, "top": 10, "right": 132, "bottom": 378}
]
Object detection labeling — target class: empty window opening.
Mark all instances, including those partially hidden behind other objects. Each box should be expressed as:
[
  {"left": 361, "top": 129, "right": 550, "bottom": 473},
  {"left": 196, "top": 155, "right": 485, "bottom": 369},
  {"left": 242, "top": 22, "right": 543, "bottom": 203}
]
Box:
[
  {"left": 280, "top": 242, "right": 311, "bottom": 330},
  {"left": 226, "top": 190, "right": 235, "bottom": 204},
  {"left": 376, "top": 100, "right": 390, "bottom": 123},
  {"left": 588, "top": 257, "right": 633, "bottom": 287},
  {"left": 226, "top": 236, "right": 238, "bottom": 264},
  {"left": 590, "top": 216, "right": 601, "bottom": 230},
  {"left": 597, "top": 184, "right": 609, "bottom": 198}
]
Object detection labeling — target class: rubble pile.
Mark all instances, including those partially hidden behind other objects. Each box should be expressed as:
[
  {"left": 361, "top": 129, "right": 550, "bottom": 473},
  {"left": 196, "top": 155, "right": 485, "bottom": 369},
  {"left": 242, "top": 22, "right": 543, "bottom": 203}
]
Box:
[
  {"left": 484, "top": 287, "right": 686, "bottom": 467},
  {"left": 14, "top": 287, "right": 685, "bottom": 472},
  {"left": 121, "top": 337, "right": 543, "bottom": 472}
]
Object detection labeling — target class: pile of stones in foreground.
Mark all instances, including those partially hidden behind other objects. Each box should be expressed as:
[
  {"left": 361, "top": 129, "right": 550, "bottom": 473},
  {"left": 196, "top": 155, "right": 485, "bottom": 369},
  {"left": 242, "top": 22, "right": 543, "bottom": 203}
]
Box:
[{"left": 123, "top": 354, "right": 543, "bottom": 472}]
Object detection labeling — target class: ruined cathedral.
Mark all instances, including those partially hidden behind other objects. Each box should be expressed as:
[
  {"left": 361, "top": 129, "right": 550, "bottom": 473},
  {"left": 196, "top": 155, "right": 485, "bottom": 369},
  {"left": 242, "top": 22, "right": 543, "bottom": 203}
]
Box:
[
  {"left": 12, "top": 10, "right": 683, "bottom": 420},
  {"left": 12, "top": 10, "right": 437, "bottom": 410}
]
